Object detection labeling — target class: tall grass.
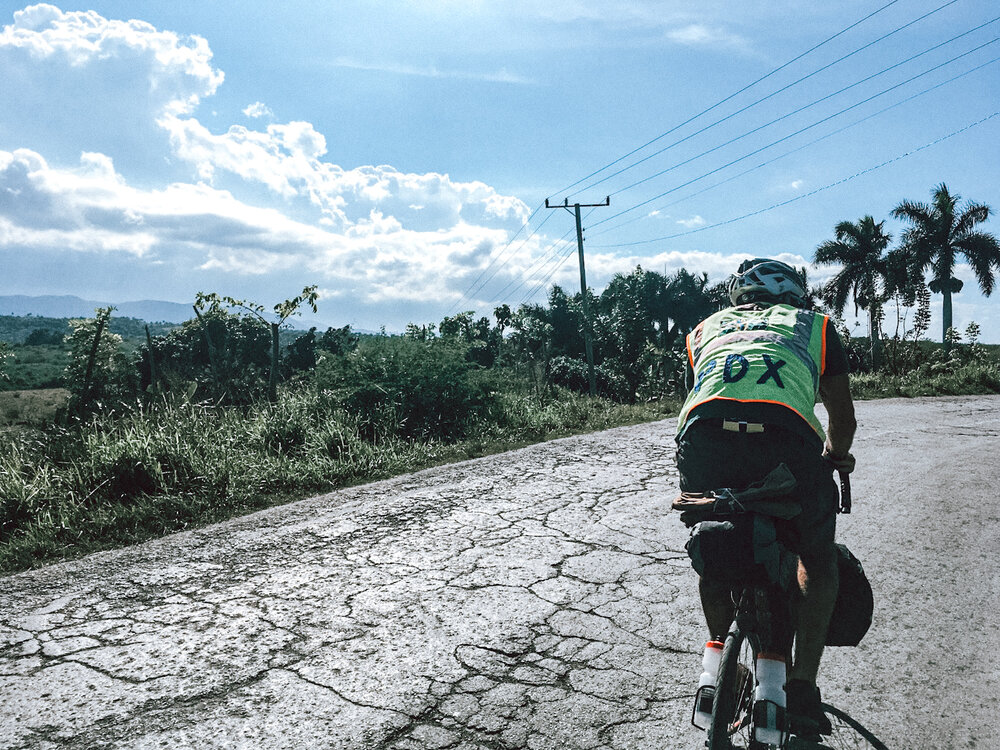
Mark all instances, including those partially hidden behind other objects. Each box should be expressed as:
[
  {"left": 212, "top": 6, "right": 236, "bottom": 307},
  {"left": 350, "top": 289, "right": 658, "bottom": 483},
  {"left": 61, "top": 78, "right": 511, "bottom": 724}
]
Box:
[
  {"left": 0, "top": 381, "right": 678, "bottom": 572},
  {"left": 6, "top": 351, "right": 996, "bottom": 574},
  {"left": 849, "top": 361, "right": 1000, "bottom": 399}
]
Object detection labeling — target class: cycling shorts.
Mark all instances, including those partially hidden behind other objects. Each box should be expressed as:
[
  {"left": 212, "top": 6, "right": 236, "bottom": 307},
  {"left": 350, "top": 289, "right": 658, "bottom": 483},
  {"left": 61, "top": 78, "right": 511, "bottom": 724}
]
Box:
[{"left": 675, "top": 419, "right": 838, "bottom": 565}]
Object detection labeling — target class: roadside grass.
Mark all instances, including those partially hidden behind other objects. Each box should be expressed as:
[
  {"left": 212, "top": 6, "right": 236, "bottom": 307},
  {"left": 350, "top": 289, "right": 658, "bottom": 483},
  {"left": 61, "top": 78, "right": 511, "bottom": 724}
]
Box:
[
  {"left": 0, "top": 384, "right": 678, "bottom": 573},
  {"left": 849, "top": 362, "right": 1000, "bottom": 399},
  {"left": 3, "top": 358, "right": 998, "bottom": 575}
]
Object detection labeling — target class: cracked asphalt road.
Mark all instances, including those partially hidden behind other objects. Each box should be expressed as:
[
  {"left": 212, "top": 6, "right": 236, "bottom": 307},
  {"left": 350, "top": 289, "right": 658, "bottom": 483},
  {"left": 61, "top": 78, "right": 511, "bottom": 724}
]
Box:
[{"left": 2, "top": 395, "right": 998, "bottom": 749}]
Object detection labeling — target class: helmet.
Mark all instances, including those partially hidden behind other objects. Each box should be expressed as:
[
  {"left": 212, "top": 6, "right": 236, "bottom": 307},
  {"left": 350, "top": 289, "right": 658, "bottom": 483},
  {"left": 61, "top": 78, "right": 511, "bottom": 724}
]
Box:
[{"left": 727, "top": 258, "right": 808, "bottom": 307}]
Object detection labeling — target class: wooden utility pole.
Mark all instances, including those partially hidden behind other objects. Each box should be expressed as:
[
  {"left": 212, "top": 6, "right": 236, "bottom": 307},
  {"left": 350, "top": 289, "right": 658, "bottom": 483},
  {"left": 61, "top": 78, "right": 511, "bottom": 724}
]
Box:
[{"left": 544, "top": 196, "right": 609, "bottom": 397}]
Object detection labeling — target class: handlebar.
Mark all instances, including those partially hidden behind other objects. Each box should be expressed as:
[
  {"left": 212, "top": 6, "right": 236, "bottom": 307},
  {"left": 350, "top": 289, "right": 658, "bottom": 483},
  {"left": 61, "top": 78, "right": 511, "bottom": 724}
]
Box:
[{"left": 838, "top": 471, "right": 851, "bottom": 514}]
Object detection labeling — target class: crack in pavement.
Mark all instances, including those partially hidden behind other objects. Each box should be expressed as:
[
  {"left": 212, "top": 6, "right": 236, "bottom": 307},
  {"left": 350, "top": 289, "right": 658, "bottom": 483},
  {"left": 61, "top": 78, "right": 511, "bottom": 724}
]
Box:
[{"left": 0, "top": 420, "right": 713, "bottom": 749}]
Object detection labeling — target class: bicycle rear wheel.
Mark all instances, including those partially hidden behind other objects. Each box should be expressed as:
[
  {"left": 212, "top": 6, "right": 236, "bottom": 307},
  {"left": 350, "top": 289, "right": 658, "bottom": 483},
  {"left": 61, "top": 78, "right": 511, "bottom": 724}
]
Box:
[
  {"left": 819, "top": 704, "right": 889, "bottom": 750},
  {"left": 707, "top": 625, "right": 762, "bottom": 750}
]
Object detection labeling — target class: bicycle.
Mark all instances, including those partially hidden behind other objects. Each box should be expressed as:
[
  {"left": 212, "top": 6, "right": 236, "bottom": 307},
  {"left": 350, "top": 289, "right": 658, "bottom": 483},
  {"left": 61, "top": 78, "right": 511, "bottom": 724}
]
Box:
[{"left": 680, "top": 471, "right": 888, "bottom": 750}]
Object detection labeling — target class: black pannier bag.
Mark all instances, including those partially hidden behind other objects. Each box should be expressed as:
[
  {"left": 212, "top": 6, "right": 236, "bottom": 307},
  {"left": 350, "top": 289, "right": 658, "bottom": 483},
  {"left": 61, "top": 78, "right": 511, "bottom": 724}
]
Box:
[
  {"left": 826, "top": 543, "right": 874, "bottom": 647},
  {"left": 685, "top": 514, "right": 796, "bottom": 589}
]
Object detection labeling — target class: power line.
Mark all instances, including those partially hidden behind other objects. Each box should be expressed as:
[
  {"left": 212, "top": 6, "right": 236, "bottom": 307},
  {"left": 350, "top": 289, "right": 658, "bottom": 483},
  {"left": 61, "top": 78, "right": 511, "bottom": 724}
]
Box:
[
  {"left": 519, "top": 246, "right": 577, "bottom": 306},
  {"left": 446, "top": 203, "right": 548, "bottom": 315},
  {"left": 556, "top": 0, "right": 905, "bottom": 201},
  {"left": 488, "top": 205, "right": 603, "bottom": 306},
  {"left": 605, "top": 24, "right": 1000, "bottom": 201},
  {"left": 588, "top": 53, "right": 1000, "bottom": 240},
  {"left": 446, "top": 1, "right": 984, "bottom": 318},
  {"left": 569, "top": 0, "right": 966, "bottom": 200},
  {"left": 587, "top": 35, "right": 1000, "bottom": 231},
  {"left": 486, "top": 229, "right": 576, "bottom": 304},
  {"left": 448, "top": 0, "right": 912, "bottom": 316},
  {"left": 593, "top": 111, "right": 1000, "bottom": 249}
]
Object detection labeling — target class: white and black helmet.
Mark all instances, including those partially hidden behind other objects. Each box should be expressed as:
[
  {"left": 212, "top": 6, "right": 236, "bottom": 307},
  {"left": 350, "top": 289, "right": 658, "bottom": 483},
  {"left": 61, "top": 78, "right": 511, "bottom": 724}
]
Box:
[{"left": 727, "top": 258, "right": 808, "bottom": 307}]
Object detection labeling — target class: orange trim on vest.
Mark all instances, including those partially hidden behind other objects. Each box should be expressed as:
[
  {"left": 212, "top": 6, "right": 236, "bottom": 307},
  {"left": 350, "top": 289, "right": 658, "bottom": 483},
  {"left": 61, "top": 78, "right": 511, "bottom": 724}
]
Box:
[
  {"left": 820, "top": 316, "right": 828, "bottom": 376},
  {"left": 694, "top": 396, "right": 824, "bottom": 437}
]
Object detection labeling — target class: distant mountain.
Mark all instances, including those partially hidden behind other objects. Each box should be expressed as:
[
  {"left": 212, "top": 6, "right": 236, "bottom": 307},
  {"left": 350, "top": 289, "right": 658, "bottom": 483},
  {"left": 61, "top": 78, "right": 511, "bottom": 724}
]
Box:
[{"left": 0, "top": 295, "right": 193, "bottom": 323}]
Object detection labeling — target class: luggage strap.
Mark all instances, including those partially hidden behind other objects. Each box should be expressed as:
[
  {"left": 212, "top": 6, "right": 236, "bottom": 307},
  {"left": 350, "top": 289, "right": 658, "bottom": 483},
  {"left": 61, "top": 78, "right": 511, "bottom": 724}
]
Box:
[{"left": 672, "top": 463, "right": 801, "bottom": 527}]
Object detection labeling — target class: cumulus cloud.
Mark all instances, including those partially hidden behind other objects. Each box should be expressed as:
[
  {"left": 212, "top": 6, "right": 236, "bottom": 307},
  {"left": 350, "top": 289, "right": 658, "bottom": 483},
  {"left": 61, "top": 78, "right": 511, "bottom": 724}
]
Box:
[
  {"left": 158, "top": 113, "right": 531, "bottom": 232},
  {"left": 0, "top": 4, "right": 540, "bottom": 324},
  {"left": 243, "top": 101, "right": 274, "bottom": 119},
  {"left": 0, "top": 145, "right": 539, "bottom": 313},
  {"left": 1, "top": 4, "right": 223, "bottom": 116}
]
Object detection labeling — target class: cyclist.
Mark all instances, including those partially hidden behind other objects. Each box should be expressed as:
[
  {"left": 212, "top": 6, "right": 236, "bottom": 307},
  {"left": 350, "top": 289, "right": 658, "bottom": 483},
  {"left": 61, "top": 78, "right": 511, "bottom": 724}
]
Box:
[{"left": 675, "top": 258, "right": 857, "bottom": 736}]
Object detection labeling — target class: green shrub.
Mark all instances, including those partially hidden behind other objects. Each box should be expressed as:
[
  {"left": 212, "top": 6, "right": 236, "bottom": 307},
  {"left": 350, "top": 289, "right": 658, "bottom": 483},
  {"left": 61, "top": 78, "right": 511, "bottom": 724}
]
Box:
[{"left": 315, "top": 336, "right": 496, "bottom": 441}]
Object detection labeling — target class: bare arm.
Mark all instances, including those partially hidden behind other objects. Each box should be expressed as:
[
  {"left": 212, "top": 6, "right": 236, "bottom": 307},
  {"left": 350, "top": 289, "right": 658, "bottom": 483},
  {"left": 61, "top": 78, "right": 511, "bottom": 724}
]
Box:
[{"left": 819, "top": 373, "right": 857, "bottom": 470}]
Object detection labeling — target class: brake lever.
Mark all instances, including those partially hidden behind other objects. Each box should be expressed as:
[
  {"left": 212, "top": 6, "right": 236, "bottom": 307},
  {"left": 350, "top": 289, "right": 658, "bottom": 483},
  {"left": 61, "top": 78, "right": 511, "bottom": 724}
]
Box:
[{"left": 839, "top": 471, "right": 852, "bottom": 514}]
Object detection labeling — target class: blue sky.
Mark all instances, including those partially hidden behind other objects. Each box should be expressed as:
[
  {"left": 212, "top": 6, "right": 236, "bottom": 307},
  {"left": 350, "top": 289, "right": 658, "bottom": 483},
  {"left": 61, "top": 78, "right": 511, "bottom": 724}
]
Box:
[{"left": 1, "top": 0, "right": 998, "bottom": 340}]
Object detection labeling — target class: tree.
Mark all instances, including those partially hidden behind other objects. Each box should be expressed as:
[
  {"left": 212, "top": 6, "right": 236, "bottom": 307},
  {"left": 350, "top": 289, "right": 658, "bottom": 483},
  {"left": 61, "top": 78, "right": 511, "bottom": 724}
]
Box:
[
  {"left": 318, "top": 325, "right": 360, "bottom": 355},
  {"left": 195, "top": 286, "right": 319, "bottom": 402},
  {"left": 493, "top": 304, "right": 512, "bottom": 336},
  {"left": 657, "top": 268, "right": 715, "bottom": 349},
  {"left": 815, "top": 215, "right": 892, "bottom": 367},
  {"left": 142, "top": 309, "right": 270, "bottom": 404},
  {"left": 64, "top": 307, "right": 131, "bottom": 414},
  {"left": 283, "top": 328, "right": 319, "bottom": 376},
  {"left": 493, "top": 304, "right": 512, "bottom": 362},
  {"left": 546, "top": 285, "right": 593, "bottom": 361},
  {"left": 507, "top": 304, "right": 553, "bottom": 394},
  {"left": 892, "top": 184, "right": 1000, "bottom": 350},
  {"left": 596, "top": 267, "right": 663, "bottom": 401}
]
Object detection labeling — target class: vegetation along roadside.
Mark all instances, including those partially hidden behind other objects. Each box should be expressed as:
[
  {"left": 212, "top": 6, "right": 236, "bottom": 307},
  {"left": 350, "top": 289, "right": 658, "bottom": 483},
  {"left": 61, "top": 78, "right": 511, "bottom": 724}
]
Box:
[{"left": 2, "top": 182, "right": 998, "bottom": 573}]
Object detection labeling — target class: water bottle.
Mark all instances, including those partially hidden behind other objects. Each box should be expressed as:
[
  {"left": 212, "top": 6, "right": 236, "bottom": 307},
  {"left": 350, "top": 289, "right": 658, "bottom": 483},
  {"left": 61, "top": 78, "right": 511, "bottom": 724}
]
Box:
[
  {"left": 692, "top": 640, "right": 724, "bottom": 729},
  {"left": 753, "top": 653, "right": 787, "bottom": 745}
]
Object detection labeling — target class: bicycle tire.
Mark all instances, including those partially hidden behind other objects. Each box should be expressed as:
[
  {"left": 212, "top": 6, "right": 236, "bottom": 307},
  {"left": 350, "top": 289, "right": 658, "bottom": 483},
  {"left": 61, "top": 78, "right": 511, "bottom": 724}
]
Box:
[
  {"left": 708, "top": 625, "right": 762, "bottom": 750},
  {"left": 819, "top": 703, "right": 889, "bottom": 750}
]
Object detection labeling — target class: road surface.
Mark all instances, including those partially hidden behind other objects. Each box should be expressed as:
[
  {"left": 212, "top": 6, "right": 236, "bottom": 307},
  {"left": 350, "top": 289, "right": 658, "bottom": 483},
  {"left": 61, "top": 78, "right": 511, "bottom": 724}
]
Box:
[{"left": 2, "top": 395, "right": 998, "bottom": 749}]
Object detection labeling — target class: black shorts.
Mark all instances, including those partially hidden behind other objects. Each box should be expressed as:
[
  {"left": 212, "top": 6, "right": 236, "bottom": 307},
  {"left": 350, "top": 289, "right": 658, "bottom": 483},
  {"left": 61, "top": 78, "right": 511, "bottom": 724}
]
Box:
[{"left": 675, "top": 419, "right": 838, "bottom": 564}]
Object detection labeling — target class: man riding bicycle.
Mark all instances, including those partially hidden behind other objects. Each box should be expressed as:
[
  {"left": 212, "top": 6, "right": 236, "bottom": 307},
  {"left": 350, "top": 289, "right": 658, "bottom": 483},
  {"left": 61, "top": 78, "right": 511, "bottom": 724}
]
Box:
[{"left": 675, "top": 258, "right": 857, "bottom": 737}]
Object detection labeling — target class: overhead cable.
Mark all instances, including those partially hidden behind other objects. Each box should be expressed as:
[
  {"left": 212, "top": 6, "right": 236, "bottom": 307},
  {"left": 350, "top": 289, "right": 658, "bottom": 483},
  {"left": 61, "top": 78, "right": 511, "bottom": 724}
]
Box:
[
  {"left": 587, "top": 36, "right": 1000, "bottom": 231},
  {"left": 556, "top": 0, "right": 905, "bottom": 201},
  {"left": 571, "top": 0, "right": 967, "bottom": 199},
  {"left": 592, "top": 111, "right": 1000, "bottom": 249},
  {"left": 588, "top": 54, "right": 1000, "bottom": 240}
]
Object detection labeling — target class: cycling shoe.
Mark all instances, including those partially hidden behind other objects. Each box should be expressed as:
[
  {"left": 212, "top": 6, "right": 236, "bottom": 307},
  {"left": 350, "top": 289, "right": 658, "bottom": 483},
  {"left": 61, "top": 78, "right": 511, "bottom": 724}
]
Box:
[{"left": 784, "top": 679, "right": 832, "bottom": 737}]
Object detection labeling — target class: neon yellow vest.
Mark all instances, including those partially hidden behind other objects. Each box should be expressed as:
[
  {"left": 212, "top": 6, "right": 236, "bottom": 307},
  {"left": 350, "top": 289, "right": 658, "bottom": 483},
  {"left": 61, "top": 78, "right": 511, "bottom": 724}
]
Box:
[{"left": 677, "top": 304, "right": 829, "bottom": 439}]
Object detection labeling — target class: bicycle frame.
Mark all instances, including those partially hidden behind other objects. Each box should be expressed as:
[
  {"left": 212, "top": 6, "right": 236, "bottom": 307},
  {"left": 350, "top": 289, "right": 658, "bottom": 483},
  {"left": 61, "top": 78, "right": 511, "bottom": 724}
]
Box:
[{"left": 705, "top": 470, "right": 861, "bottom": 750}]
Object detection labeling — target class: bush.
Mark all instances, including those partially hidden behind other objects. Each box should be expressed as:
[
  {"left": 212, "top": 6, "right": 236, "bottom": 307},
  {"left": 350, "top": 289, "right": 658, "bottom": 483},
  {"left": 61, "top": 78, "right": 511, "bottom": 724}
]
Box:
[
  {"left": 548, "top": 355, "right": 627, "bottom": 400},
  {"left": 315, "top": 336, "right": 496, "bottom": 441}
]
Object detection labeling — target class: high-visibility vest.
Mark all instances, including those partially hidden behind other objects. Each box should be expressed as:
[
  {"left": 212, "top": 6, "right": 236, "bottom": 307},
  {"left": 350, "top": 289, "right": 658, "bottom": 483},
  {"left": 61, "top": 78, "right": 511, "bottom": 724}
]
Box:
[{"left": 677, "top": 304, "right": 829, "bottom": 439}]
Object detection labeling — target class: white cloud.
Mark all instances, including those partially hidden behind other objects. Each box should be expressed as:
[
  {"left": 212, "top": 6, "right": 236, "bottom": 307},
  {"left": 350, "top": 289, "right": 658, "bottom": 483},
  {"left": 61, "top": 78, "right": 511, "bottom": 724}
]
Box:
[
  {"left": 0, "top": 146, "right": 539, "bottom": 310},
  {"left": 158, "top": 113, "right": 531, "bottom": 232},
  {"left": 243, "top": 101, "right": 274, "bottom": 119},
  {"left": 1, "top": 4, "right": 223, "bottom": 116},
  {"left": 676, "top": 215, "right": 706, "bottom": 229},
  {"left": 0, "top": 5, "right": 543, "bottom": 320},
  {"left": 330, "top": 58, "right": 535, "bottom": 85},
  {"left": 665, "top": 23, "right": 747, "bottom": 49}
]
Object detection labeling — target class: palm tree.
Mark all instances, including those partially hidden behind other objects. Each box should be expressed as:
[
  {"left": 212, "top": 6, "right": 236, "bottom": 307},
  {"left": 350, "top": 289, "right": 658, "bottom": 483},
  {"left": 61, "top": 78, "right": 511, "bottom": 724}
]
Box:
[
  {"left": 892, "top": 183, "right": 1000, "bottom": 349},
  {"left": 815, "top": 215, "right": 892, "bottom": 367}
]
